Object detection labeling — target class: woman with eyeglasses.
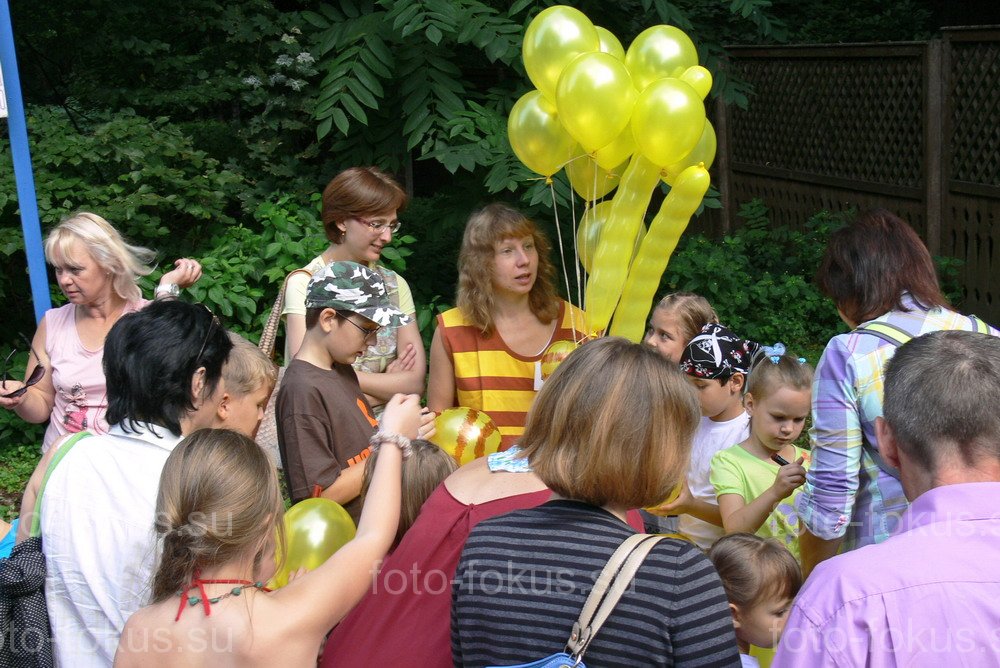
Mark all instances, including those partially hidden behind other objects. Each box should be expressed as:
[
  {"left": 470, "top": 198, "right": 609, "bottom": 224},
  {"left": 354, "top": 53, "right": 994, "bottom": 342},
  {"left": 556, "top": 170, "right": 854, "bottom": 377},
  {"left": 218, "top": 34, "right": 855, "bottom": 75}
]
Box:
[
  {"left": 280, "top": 167, "right": 424, "bottom": 416},
  {"left": 0, "top": 212, "right": 201, "bottom": 452}
]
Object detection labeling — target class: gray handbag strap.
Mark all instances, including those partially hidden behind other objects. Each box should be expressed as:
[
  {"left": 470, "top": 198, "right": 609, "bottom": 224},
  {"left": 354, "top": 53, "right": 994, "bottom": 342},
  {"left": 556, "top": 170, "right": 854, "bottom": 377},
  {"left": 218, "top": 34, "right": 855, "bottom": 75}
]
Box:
[{"left": 565, "top": 533, "right": 665, "bottom": 661}]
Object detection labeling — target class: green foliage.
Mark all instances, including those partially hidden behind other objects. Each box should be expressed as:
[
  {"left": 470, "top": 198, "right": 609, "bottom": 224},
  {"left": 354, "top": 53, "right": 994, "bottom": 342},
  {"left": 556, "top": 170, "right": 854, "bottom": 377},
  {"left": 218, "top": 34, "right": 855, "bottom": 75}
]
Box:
[
  {"left": 662, "top": 200, "right": 849, "bottom": 348},
  {"left": 0, "top": 106, "right": 242, "bottom": 248},
  {"left": 0, "top": 373, "right": 43, "bottom": 518}
]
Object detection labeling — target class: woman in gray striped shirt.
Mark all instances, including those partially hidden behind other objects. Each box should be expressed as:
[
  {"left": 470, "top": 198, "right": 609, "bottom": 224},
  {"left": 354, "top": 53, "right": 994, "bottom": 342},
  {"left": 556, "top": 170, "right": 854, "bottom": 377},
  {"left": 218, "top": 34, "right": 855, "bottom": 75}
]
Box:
[{"left": 452, "top": 337, "right": 740, "bottom": 667}]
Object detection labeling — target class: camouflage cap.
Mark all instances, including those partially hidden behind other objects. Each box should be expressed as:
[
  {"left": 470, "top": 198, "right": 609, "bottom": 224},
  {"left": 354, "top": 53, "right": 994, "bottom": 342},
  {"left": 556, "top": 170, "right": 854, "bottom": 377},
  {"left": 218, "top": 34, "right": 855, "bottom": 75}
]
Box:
[{"left": 305, "top": 261, "right": 411, "bottom": 328}]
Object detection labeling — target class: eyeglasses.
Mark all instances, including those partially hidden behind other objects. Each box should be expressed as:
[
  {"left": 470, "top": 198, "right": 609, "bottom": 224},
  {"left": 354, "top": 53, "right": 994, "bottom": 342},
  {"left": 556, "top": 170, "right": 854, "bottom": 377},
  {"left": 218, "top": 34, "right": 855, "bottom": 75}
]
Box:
[
  {"left": 356, "top": 217, "right": 402, "bottom": 234},
  {"left": 336, "top": 312, "right": 380, "bottom": 341},
  {"left": 194, "top": 305, "right": 222, "bottom": 364},
  {"left": 1, "top": 333, "right": 46, "bottom": 399}
]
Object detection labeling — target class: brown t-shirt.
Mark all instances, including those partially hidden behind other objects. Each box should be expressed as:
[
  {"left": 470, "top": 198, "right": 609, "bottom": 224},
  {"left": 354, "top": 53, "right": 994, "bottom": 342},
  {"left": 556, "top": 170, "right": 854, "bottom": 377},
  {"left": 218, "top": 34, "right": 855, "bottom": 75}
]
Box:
[{"left": 275, "top": 359, "right": 378, "bottom": 521}]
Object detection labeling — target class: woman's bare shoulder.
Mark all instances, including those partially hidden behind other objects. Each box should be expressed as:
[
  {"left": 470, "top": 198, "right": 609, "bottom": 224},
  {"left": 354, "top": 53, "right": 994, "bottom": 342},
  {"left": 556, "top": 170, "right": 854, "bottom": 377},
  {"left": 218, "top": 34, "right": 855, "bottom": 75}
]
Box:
[{"left": 444, "top": 456, "right": 547, "bottom": 505}]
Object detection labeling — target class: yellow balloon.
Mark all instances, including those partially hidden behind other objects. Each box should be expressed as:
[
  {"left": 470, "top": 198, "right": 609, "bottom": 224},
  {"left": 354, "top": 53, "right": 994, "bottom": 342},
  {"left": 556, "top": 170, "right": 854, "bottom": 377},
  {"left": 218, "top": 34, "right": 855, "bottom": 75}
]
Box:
[
  {"left": 508, "top": 90, "right": 576, "bottom": 177},
  {"left": 556, "top": 51, "right": 637, "bottom": 154},
  {"left": 540, "top": 340, "right": 579, "bottom": 380},
  {"left": 663, "top": 120, "right": 716, "bottom": 186},
  {"left": 523, "top": 6, "right": 600, "bottom": 102},
  {"left": 583, "top": 154, "right": 663, "bottom": 332},
  {"left": 565, "top": 151, "right": 624, "bottom": 201},
  {"left": 610, "top": 164, "right": 711, "bottom": 342},
  {"left": 593, "top": 124, "right": 636, "bottom": 171},
  {"left": 271, "top": 498, "right": 356, "bottom": 588},
  {"left": 595, "top": 26, "right": 625, "bottom": 61},
  {"left": 680, "top": 65, "right": 713, "bottom": 100},
  {"left": 645, "top": 484, "right": 682, "bottom": 514},
  {"left": 632, "top": 78, "right": 706, "bottom": 167},
  {"left": 577, "top": 201, "right": 646, "bottom": 273},
  {"left": 430, "top": 407, "right": 502, "bottom": 466},
  {"left": 625, "top": 25, "right": 699, "bottom": 91}
]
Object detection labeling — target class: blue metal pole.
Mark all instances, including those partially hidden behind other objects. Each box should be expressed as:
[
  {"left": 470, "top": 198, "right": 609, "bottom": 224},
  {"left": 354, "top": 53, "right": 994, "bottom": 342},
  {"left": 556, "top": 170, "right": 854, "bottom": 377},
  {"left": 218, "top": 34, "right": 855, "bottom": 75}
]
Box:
[{"left": 1, "top": 0, "right": 51, "bottom": 324}]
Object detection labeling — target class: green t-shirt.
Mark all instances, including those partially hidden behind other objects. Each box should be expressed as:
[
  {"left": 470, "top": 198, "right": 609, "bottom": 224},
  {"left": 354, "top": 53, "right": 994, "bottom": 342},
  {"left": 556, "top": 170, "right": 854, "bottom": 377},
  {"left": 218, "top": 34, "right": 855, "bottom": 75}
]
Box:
[{"left": 710, "top": 444, "right": 810, "bottom": 562}]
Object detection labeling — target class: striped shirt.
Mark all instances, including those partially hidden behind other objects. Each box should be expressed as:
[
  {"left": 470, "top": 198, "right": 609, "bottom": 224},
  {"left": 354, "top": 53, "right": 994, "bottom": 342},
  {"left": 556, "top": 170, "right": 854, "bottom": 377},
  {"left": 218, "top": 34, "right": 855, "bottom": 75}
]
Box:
[
  {"left": 797, "top": 295, "right": 999, "bottom": 549},
  {"left": 437, "top": 300, "right": 589, "bottom": 450},
  {"left": 451, "top": 500, "right": 740, "bottom": 667}
]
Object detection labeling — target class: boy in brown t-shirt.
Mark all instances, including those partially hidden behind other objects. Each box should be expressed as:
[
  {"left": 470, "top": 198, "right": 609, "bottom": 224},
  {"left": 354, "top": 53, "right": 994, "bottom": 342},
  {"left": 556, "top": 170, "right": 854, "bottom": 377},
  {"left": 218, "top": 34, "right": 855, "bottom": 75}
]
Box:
[{"left": 276, "top": 261, "right": 410, "bottom": 521}]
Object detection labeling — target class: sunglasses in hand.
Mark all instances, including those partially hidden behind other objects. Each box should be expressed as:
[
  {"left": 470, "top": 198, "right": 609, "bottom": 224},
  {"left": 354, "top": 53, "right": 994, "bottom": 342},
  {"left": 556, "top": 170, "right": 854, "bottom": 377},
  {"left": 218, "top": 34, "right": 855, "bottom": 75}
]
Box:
[{"left": 1, "top": 334, "right": 46, "bottom": 399}]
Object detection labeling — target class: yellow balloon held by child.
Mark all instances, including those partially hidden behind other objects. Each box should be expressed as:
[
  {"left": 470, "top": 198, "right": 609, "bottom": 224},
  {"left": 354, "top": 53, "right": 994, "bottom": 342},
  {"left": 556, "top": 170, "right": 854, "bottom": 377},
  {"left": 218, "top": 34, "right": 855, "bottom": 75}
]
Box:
[
  {"left": 540, "top": 340, "right": 579, "bottom": 379},
  {"left": 270, "top": 498, "right": 356, "bottom": 588},
  {"left": 430, "top": 407, "right": 502, "bottom": 466},
  {"left": 645, "top": 484, "right": 682, "bottom": 515}
]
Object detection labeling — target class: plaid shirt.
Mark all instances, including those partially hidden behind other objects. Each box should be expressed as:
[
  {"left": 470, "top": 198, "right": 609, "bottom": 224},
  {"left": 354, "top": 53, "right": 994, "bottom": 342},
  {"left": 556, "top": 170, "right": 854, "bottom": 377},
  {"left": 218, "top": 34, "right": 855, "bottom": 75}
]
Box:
[{"left": 797, "top": 295, "right": 999, "bottom": 549}]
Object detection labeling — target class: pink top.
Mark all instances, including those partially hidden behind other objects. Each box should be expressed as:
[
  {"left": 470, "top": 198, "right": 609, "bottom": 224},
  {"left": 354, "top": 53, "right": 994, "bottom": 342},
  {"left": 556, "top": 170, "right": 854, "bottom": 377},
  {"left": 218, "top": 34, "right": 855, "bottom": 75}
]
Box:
[
  {"left": 321, "top": 483, "right": 645, "bottom": 667},
  {"left": 41, "top": 300, "right": 147, "bottom": 452}
]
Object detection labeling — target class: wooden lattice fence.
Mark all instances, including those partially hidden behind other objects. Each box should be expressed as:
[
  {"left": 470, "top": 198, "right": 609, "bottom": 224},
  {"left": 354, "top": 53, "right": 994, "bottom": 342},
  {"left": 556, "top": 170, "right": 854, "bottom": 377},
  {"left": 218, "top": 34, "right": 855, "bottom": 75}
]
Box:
[{"left": 709, "top": 27, "right": 1000, "bottom": 323}]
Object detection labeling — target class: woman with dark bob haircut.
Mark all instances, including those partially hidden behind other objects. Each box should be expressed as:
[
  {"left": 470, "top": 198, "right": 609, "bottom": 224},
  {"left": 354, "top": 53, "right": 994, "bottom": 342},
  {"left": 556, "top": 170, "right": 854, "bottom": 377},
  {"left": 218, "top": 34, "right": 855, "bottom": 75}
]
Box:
[
  {"left": 15, "top": 300, "right": 232, "bottom": 666},
  {"left": 427, "top": 203, "right": 590, "bottom": 450},
  {"left": 797, "top": 208, "right": 999, "bottom": 574},
  {"left": 451, "top": 337, "right": 740, "bottom": 666}
]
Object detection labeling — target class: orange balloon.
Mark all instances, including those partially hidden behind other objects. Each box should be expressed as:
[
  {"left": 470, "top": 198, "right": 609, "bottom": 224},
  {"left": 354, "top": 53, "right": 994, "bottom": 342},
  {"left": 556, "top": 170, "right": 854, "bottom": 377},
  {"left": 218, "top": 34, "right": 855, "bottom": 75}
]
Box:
[
  {"left": 430, "top": 407, "right": 502, "bottom": 466},
  {"left": 540, "top": 340, "right": 579, "bottom": 380}
]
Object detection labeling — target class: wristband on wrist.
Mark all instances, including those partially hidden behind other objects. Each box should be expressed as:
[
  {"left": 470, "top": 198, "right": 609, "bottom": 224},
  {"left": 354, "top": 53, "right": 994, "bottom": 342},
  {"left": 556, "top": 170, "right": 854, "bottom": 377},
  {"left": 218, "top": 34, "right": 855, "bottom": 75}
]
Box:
[
  {"left": 369, "top": 430, "right": 412, "bottom": 458},
  {"left": 155, "top": 283, "right": 181, "bottom": 300}
]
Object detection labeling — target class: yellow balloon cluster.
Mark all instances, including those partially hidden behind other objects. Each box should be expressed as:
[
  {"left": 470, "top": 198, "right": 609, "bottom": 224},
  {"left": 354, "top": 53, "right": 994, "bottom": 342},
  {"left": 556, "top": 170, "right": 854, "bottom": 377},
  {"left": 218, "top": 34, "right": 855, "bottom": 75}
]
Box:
[
  {"left": 511, "top": 6, "right": 716, "bottom": 337},
  {"left": 430, "top": 407, "right": 502, "bottom": 466},
  {"left": 270, "top": 498, "right": 356, "bottom": 588}
]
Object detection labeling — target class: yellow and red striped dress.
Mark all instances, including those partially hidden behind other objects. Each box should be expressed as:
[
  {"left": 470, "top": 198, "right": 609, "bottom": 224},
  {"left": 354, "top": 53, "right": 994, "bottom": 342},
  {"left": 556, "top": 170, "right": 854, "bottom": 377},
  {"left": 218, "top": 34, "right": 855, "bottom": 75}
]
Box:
[{"left": 437, "top": 300, "right": 590, "bottom": 451}]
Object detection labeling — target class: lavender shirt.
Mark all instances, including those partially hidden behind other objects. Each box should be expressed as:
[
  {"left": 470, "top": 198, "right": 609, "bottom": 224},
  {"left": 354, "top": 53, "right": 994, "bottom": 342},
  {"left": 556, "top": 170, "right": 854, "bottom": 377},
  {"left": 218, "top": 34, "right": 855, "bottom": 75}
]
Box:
[
  {"left": 775, "top": 482, "right": 1000, "bottom": 667},
  {"left": 797, "top": 296, "right": 999, "bottom": 549}
]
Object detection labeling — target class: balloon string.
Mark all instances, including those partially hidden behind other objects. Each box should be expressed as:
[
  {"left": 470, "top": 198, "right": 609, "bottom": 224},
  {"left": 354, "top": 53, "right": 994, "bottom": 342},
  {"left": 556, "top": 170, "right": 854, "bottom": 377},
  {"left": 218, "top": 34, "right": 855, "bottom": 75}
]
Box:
[{"left": 548, "top": 181, "right": 579, "bottom": 343}]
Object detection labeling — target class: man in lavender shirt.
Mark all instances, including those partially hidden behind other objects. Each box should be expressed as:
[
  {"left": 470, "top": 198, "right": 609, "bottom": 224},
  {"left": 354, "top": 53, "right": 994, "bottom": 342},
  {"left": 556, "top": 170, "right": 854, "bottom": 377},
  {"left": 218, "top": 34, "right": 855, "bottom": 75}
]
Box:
[{"left": 775, "top": 330, "right": 1000, "bottom": 667}]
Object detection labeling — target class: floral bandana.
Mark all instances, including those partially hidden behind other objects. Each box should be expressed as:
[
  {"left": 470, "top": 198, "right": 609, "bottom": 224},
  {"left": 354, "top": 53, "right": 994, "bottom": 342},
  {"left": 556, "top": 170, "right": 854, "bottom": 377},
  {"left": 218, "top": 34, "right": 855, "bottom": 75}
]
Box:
[{"left": 679, "top": 323, "right": 761, "bottom": 379}]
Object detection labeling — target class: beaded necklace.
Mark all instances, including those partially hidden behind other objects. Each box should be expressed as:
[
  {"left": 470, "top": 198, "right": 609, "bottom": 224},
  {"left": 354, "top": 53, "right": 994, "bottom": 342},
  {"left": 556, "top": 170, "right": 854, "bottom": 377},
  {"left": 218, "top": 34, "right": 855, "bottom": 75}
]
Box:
[{"left": 174, "top": 571, "right": 270, "bottom": 621}]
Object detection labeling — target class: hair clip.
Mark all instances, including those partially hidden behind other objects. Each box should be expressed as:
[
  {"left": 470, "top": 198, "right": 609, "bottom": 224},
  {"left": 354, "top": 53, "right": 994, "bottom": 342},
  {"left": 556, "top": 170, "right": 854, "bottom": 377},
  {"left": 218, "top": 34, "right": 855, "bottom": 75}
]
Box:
[
  {"left": 797, "top": 357, "right": 807, "bottom": 364},
  {"left": 762, "top": 342, "right": 786, "bottom": 364}
]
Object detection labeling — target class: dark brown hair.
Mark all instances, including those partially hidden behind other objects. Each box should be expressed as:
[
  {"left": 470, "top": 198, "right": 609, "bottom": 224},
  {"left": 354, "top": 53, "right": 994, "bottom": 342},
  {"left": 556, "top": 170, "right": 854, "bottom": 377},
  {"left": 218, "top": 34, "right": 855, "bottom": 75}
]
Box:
[
  {"left": 456, "top": 203, "right": 560, "bottom": 336},
  {"left": 520, "top": 337, "right": 700, "bottom": 509},
  {"left": 321, "top": 166, "right": 408, "bottom": 244},
  {"left": 816, "top": 208, "right": 947, "bottom": 325}
]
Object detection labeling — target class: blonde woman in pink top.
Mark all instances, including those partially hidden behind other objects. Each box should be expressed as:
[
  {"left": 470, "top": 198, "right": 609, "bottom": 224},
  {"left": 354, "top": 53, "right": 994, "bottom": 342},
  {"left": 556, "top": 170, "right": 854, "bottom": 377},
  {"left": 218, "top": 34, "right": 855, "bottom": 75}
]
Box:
[{"left": 0, "top": 212, "right": 201, "bottom": 451}]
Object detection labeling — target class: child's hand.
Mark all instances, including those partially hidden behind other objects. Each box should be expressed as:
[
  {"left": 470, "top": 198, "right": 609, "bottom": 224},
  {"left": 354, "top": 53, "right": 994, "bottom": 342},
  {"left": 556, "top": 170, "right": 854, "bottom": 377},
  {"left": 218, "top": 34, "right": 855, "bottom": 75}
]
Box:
[
  {"left": 648, "top": 482, "right": 693, "bottom": 516},
  {"left": 285, "top": 566, "right": 309, "bottom": 584},
  {"left": 417, "top": 408, "right": 436, "bottom": 440},
  {"left": 386, "top": 344, "right": 417, "bottom": 373},
  {"left": 771, "top": 457, "right": 806, "bottom": 498},
  {"left": 380, "top": 393, "right": 422, "bottom": 439}
]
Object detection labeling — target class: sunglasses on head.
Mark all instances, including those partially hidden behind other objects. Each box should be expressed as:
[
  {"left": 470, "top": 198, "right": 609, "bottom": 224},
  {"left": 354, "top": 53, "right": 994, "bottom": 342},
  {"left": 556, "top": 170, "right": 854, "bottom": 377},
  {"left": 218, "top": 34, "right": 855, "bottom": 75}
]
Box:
[
  {"left": 1, "top": 333, "right": 46, "bottom": 399},
  {"left": 194, "top": 305, "right": 222, "bottom": 364}
]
